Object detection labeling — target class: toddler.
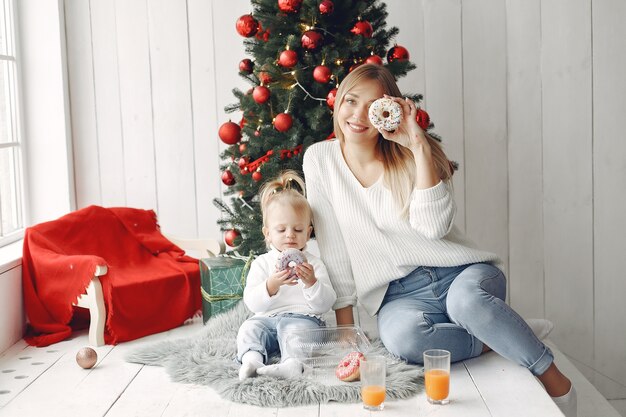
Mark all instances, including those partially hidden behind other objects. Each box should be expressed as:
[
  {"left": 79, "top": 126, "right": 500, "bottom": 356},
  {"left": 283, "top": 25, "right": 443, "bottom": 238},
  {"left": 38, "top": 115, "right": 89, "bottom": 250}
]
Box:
[{"left": 236, "top": 170, "right": 337, "bottom": 380}]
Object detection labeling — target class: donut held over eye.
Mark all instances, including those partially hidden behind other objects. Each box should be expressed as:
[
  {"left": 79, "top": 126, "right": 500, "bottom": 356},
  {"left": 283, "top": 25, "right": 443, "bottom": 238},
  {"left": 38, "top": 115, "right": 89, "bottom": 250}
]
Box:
[
  {"left": 277, "top": 248, "right": 307, "bottom": 279},
  {"left": 368, "top": 97, "right": 403, "bottom": 132}
]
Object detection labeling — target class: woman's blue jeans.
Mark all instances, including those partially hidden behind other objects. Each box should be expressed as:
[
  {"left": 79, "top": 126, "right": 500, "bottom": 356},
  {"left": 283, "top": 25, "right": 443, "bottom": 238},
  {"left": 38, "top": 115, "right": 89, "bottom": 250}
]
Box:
[{"left": 377, "top": 263, "right": 553, "bottom": 376}]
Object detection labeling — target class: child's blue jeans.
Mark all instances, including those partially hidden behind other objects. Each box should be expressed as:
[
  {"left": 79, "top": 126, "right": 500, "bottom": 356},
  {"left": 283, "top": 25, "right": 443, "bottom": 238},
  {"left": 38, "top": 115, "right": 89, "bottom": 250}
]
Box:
[{"left": 236, "top": 313, "right": 325, "bottom": 364}]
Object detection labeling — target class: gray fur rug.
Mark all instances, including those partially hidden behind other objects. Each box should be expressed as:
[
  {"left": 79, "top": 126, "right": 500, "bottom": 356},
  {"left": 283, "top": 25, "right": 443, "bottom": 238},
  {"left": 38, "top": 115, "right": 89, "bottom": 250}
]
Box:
[{"left": 126, "top": 301, "right": 423, "bottom": 407}]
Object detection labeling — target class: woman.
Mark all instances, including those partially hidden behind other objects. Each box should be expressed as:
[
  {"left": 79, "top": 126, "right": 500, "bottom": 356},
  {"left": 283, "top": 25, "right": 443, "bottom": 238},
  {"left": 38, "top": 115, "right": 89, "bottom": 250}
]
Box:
[{"left": 302, "top": 64, "right": 575, "bottom": 416}]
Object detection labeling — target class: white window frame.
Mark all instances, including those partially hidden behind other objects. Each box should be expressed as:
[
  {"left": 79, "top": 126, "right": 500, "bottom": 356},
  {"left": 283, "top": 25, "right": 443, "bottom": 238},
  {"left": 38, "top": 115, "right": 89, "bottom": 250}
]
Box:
[{"left": 0, "top": 0, "right": 25, "bottom": 248}]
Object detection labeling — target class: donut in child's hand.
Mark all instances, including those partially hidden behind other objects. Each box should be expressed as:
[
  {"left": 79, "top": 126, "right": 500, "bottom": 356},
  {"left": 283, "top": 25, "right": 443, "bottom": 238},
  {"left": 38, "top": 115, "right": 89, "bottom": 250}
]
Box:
[
  {"left": 335, "top": 351, "right": 365, "bottom": 382},
  {"left": 277, "top": 248, "right": 307, "bottom": 279},
  {"left": 368, "top": 97, "right": 403, "bottom": 131}
]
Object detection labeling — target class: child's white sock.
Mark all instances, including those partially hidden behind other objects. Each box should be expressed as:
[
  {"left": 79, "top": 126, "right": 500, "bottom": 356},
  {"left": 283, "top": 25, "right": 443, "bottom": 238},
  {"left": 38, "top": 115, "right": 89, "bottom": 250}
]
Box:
[
  {"left": 551, "top": 384, "right": 577, "bottom": 417},
  {"left": 256, "top": 358, "right": 303, "bottom": 379},
  {"left": 239, "top": 351, "right": 264, "bottom": 381},
  {"left": 525, "top": 318, "right": 554, "bottom": 340}
]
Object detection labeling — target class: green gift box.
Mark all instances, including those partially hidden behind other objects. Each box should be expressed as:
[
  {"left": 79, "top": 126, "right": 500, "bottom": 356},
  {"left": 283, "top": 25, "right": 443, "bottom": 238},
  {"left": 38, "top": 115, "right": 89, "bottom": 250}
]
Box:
[{"left": 199, "top": 256, "right": 251, "bottom": 323}]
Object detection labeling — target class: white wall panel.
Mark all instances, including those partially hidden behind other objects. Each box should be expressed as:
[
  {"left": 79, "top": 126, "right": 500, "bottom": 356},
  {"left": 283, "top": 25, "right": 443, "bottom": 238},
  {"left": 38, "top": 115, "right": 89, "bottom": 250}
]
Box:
[
  {"left": 592, "top": 0, "right": 626, "bottom": 387},
  {"left": 187, "top": 0, "right": 221, "bottom": 239},
  {"left": 115, "top": 0, "right": 158, "bottom": 211},
  {"left": 422, "top": 0, "right": 466, "bottom": 232},
  {"left": 90, "top": 0, "right": 126, "bottom": 206},
  {"left": 461, "top": 0, "right": 509, "bottom": 273},
  {"left": 541, "top": 0, "right": 594, "bottom": 364},
  {"left": 146, "top": 0, "right": 197, "bottom": 236},
  {"left": 506, "top": 0, "right": 544, "bottom": 318},
  {"left": 386, "top": 0, "right": 425, "bottom": 101},
  {"left": 64, "top": 0, "right": 101, "bottom": 208}
]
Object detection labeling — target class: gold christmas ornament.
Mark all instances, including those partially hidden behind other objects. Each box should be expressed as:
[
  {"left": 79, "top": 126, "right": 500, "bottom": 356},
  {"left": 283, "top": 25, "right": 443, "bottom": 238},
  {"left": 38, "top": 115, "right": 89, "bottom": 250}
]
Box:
[{"left": 76, "top": 347, "right": 98, "bottom": 369}]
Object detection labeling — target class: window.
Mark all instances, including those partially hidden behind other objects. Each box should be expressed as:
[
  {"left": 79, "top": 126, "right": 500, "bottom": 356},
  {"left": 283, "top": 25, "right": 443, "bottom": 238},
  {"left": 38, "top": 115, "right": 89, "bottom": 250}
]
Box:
[{"left": 0, "top": 0, "right": 24, "bottom": 246}]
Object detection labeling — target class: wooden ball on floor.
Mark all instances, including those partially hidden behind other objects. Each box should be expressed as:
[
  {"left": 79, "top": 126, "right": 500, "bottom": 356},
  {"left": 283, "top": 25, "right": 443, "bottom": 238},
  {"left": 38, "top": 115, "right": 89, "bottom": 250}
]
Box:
[{"left": 76, "top": 347, "right": 97, "bottom": 369}]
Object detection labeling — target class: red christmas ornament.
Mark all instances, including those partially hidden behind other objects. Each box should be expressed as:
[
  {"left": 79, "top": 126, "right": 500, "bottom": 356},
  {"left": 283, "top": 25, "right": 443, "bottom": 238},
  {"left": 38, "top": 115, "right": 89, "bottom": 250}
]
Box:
[
  {"left": 239, "top": 58, "right": 254, "bottom": 73},
  {"left": 301, "top": 30, "right": 323, "bottom": 50},
  {"left": 274, "top": 113, "right": 293, "bottom": 132},
  {"left": 278, "top": 49, "right": 298, "bottom": 68},
  {"left": 218, "top": 121, "right": 241, "bottom": 145},
  {"left": 416, "top": 108, "right": 430, "bottom": 131},
  {"left": 235, "top": 15, "right": 259, "bottom": 38},
  {"left": 313, "top": 65, "right": 332, "bottom": 83},
  {"left": 239, "top": 117, "right": 246, "bottom": 129},
  {"left": 278, "top": 0, "right": 302, "bottom": 13},
  {"left": 253, "top": 85, "right": 271, "bottom": 104},
  {"left": 224, "top": 229, "right": 242, "bottom": 247},
  {"left": 387, "top": 45, "right": 410, "bottom": 63},
  {"left": 238, "top": 156, "right": 249, "bottom": 168},
  {"left": 326, "top": 88, "right": 338, "bottom": 109},
  {"left": 239, "top": 142, "right": 247, "bottom": 153},
  {"left": 365, "top": 54, "right": 383, "bottom": 65},
  {"left": 221, "top": 170, "right": 235, "bottom": 186},
  {"left": 319, "top": 0, "right": 334, "bottom": 15},
  {"left": 258, "top": 71, "right": 273, "bottom": 85},
  {"left": 252, "top": 171, "right": 263, "bottom": 182},
  {"left": 351, "top": 20, "right": 373, "bottom": 38},
  {"left": 254, "top": 129, "right": 261, "bottom": 137}
]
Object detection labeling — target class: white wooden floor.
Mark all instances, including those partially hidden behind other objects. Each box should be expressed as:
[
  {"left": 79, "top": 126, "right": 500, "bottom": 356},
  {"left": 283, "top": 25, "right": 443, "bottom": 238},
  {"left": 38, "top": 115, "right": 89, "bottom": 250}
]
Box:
[{"left": 0, "top": 318, "right": 620, "bottom": 417}]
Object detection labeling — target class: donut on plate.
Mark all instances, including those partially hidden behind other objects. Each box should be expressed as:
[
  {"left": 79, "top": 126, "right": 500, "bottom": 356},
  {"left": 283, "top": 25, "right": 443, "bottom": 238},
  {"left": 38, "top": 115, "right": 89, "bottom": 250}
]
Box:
[
  {"left": 335, "top": 351, "right": 365, "bottom": 382},
  {"left": 368, "top": 97, "right": 403, "bottom": 131},
  {"left": 277, "top": 248, "right": 307, "bottom": 279}
]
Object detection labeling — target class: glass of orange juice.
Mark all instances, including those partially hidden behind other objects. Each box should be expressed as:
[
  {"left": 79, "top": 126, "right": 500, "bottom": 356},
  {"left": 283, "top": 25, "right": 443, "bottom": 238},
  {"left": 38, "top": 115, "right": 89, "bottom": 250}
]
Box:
[
  {"left": 423, "top": 349, "right": 451, "bottom": 405},
  {"left": 360, "top": 356, "right": 386, "bottom": 411}
]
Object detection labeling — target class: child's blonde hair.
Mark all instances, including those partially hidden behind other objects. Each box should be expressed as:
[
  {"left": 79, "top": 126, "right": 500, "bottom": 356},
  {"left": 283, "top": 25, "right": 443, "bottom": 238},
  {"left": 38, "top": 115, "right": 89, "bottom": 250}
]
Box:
[{"left": 259, "top": 170, "right": 312, "bottom": 228}]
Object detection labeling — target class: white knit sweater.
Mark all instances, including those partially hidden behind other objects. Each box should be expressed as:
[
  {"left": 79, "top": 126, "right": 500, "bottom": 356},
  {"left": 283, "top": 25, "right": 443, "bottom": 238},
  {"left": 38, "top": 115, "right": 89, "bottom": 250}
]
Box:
[
  {"left": 303, "top": 140, "right": 499, "bottom": 316},
  {"left": 243, "top": 247, "right": 337, "bottom": 318}
]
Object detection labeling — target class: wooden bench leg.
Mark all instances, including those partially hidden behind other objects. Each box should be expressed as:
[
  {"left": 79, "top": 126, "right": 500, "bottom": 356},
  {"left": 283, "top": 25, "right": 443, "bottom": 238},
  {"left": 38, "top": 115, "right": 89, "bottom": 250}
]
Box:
[{"left": 86, "top": 276, "right": 106, "bottom": 347}]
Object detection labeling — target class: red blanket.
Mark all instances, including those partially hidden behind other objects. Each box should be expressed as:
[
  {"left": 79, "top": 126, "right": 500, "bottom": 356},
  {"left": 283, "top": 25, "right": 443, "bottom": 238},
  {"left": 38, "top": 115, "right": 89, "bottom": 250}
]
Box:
[{"left": 22, "top": 205, "right": 201, "bottom": 347}]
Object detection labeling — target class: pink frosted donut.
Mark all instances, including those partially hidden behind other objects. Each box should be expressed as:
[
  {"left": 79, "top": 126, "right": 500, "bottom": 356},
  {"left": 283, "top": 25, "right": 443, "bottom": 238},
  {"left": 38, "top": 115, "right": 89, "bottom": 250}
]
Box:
[
  {"left": 278, "top": 248, "right": 307, "bottom": 279},
  {"left": 336, "top": 351, "right": 365, "bottom": 382},
  {"left": 368, "top": 97, "right": 403, "bottom": 131}
]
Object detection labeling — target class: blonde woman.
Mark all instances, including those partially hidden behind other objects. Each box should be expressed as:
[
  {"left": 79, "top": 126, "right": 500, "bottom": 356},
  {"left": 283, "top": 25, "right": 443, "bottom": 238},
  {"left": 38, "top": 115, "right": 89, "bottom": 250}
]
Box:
[
  {"left": 235, "top": 171, "right": 336, "bottom": 380},
  {"left": 303, "top": 64, "right": 575, "bottom": 416}
]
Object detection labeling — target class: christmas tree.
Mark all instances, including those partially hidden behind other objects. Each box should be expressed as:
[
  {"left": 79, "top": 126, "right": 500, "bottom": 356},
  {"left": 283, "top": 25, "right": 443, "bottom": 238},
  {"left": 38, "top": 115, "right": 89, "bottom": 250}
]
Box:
[{"left": 214, "top": 0, "right": 420, "bottom": 256}]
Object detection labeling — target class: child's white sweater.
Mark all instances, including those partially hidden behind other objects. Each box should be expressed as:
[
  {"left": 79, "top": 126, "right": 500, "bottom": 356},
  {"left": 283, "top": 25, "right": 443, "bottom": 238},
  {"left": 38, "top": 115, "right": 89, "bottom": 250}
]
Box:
[{"left": 243, "top": 247, "right": 337, "bottom": 318}]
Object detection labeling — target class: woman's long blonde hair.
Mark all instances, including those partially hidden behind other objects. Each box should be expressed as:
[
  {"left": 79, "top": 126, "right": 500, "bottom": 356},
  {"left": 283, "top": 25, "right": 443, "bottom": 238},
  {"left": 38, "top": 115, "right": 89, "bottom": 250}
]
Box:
[
  {"left": 333, "top": 64, "right": 454, "bottom": 217},
  {"left": 259, "top": 170, "right": 312, "bottom": 228}
]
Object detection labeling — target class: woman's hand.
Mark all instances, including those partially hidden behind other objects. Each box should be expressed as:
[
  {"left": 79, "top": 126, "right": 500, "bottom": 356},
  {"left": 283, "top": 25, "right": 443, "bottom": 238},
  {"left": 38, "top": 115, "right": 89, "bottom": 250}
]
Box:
[
  {"left": 266, "top": 269, "right": 298, "bottom": 296},
  {"left": 378, "top": 95, "right": 431, "bottom": 153},
  {"left": 295, "top": 262, "right": 317, "bottom": 288}
]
